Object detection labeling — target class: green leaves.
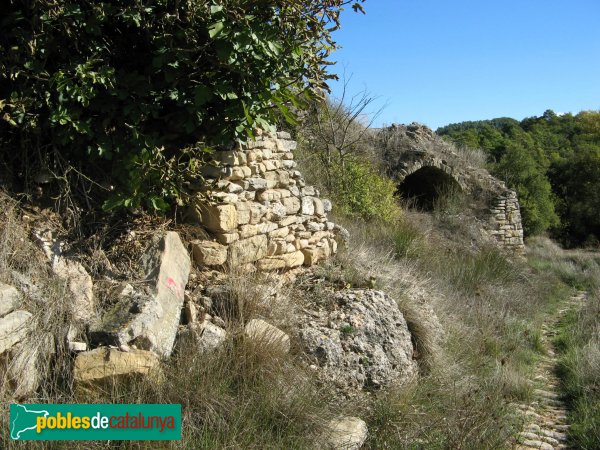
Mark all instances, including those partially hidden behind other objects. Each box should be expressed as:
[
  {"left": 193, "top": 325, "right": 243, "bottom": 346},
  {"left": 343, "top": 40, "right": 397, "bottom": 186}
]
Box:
[
  {"left": 208, "top": 22, "right": 225, "bottom": 39},
  {"left": 440, "top": 111, "right": 600, "bottom": 245},
  {"left": 1, "top": 0, "right": 365, "bottom": 212},
  {"left": 194, "top": 85, "right": 212, "bottom": 106}
]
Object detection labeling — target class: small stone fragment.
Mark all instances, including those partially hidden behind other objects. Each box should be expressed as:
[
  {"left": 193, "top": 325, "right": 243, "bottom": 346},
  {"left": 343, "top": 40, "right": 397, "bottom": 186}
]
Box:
[
  {"left": 244, "top": 319, "right": 290, "bottom": 353},
  {"left": 74, "top": 347, "right": 161, "bottom": 384},
  {"left": 325, "top": 416, "right": 368, "bottom": 450}
]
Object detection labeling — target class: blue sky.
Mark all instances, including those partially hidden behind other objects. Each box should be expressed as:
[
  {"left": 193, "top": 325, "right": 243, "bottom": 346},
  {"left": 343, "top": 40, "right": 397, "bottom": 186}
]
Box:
[{"left": 328, "top": 1, "right": 600, "bottom": 130}]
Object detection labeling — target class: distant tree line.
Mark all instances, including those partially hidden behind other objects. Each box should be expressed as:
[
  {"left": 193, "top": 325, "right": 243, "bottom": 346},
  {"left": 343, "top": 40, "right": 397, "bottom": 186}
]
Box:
[{"left": 438, "top": 110, "right": 600, "bottom": 247}]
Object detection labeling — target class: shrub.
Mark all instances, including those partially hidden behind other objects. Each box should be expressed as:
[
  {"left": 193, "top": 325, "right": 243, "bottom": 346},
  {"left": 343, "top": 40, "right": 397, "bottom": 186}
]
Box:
[
  {"left": 0, "top": 0, "right": 365, "bottom": 210},
  {"left": 330, "top": 158, "right": 401, "bottom": 223}
]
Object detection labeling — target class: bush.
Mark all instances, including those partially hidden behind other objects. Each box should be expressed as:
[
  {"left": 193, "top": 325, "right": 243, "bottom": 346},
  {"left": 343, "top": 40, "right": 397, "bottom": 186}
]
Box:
[
  {"left": 330, "top": 159, "right": 401, "bottom": 223},
  {"left": 0, "top": 0, "right": 365, "bottom": 210}
]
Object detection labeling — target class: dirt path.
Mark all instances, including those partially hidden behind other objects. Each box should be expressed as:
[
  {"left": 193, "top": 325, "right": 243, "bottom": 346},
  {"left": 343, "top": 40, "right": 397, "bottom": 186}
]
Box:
[{"left": 513, "top": 291, "right": 587, "bottom": 450}]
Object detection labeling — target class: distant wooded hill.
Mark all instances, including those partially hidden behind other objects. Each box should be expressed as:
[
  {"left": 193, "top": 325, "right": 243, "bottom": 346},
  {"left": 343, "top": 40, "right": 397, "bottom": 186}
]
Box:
[{"left": 438, "top": 110, "right": 600, "bottom": 247}]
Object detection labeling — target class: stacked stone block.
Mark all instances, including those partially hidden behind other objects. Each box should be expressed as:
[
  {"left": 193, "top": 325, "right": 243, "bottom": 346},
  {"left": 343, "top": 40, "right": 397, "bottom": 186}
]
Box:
[
  {"left": 488, "top": 190, "right": 525, "bottom": 254},
  {"left": 189, "top": 131, "right": 338, "bottom": 270}
]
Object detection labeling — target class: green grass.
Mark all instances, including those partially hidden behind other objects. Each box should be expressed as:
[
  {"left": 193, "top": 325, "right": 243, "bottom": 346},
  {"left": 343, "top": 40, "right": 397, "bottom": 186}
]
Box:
[
  {"left": 554, "top": 293, "right": 600, "bottom": 450},
  {"left": 392, "top": 218, "right": 425, "bottom": 258}
]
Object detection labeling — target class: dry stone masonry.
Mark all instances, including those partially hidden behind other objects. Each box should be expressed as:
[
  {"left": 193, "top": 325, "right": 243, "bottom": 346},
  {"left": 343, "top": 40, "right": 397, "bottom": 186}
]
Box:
[
  {"left": 488, "top": 190, "right": 524, "bottom": 254},
  {"left": 189, "top": 131, "right": 339, "bottom": 270}
]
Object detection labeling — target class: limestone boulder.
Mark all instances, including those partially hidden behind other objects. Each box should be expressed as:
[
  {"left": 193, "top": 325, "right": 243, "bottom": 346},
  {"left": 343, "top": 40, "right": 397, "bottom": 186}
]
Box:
[
  {"left": 313, "top": 197, "right": 325, "bottom": 216},
  {"left": 299, "top": 289, "right": 417, "bottom": 391},
  {"left": 90, "top": 232, "right": 190, "bottom": 357},
  {"left": 191, "top": 240, "right": 227, "bottom": 266},
  {"left": 257, "top": 251, "right": 304, "bottom": 271},
  {"left": 270, "top": 202, "right": 288, "bottom": 222},
  {"left": 53, "top": 258, "right": 95, "bottom": 324},
  {"left": 74, "top": 348, "right": 160, "bottom": 383},
  {"left": 301, "top": 196, "right": 315, "bottom": 215},
  {"left": 34, "top": 230, "right": 97, "bottom": 324},
  {"left": 282, "top": 197, "right": 301, "bottom": 214},
  {"left": 177, "top": 322, "right": 227, "bottom": 353},
  {"left": 191, "top": 202, "right": 238, "bottom": 233},
  {"left": 301, "top": 244, "right": 330, "bottom": 266},
  {"left": 228, "top": 235, "right": 268, "bottom": 265}
]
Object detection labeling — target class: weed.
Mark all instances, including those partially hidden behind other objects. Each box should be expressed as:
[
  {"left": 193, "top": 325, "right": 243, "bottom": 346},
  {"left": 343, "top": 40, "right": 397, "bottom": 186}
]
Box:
[{"left": 340, "top": 325, "right": 355, "bottom": 334}]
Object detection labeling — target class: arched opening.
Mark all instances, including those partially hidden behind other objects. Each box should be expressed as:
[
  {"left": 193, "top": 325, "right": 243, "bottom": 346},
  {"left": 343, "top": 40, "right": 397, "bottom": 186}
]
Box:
[{"left": 398, "top": 166, "right": 462, "bottom": 210}]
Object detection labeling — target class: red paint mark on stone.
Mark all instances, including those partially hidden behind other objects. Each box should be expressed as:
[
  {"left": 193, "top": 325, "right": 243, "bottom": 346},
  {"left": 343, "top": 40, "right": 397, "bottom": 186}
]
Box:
[{"left": 165, "top": 276, "right": 183, "bottom": 299}]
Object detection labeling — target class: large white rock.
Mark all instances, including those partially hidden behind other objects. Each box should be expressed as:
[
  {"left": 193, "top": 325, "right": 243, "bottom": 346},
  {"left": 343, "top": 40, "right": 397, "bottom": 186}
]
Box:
[
  {"left": 299, "top": 289, "right": 417, "bottom": 391},
  {"left": 301, "top": 196, "right": 315, "bottom": 215},
  {"left": 34, "top": 229, "right": 96, "bottom": 324},
  {"left": 191, "top": 240, "right": 227, "bottom": 266},
  {"left": 0, "top": 282, "right": 22, "bottom": 317},
  {"left": 90, "top": 232, "right": 191, "bottom": 357},
  {"left": 177, "top": 322, "right": 227, "bottom": 353},
  {"left": 0, "top": 310, "right": 32, "bottom": 355}
]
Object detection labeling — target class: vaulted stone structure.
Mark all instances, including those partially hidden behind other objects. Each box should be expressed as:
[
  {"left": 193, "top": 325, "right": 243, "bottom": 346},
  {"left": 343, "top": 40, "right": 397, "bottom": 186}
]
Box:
[{"left": 377, "top": 123, "right": 525, "bottom": 254}]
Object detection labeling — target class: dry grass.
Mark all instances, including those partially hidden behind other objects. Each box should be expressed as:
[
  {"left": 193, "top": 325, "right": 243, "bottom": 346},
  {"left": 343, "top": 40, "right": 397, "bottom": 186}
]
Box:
[
  {"left": 318, "top": 210, "right": 570, "bottom": 449},
  {"left": 0, "top": 199, "right": 339, "bottom": 449},
  {"left": 0, "top": 193, "right": 79, "bottom": 449},
  {"left": 0, "top": 193, "right": 75, "bottom": 401},
  {"left": 0, "top": 188, "right": 586, "bottom": 449}
]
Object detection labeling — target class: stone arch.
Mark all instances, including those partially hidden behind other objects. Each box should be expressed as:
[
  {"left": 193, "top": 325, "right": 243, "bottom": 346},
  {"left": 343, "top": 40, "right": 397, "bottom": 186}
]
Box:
[{"left": 397, "top": 163, "right": 464, "bottom": 210}]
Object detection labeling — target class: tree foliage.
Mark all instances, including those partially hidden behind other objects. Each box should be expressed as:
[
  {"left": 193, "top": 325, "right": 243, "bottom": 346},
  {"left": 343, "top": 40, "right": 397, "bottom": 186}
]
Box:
[
  {"left": 0, "top": 0, "right": 365, "bottom": 210},
  {"left": 439, "top": 110, "right": 600, "bottom": 246},
  {"left": 296, "top": 90, "right": 400, "bottom": 223}
]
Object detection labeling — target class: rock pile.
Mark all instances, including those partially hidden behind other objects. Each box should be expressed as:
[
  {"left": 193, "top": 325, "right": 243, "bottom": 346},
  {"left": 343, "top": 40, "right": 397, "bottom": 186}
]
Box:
[
  {"left": 189, "top": 131, "right": 339, "bottom": 271},
  {"left": 0, "top": 283, "right": 30, "bottom": 355},
  {"left": 0, "top": 282, "right": 45, "bottom": 398}
]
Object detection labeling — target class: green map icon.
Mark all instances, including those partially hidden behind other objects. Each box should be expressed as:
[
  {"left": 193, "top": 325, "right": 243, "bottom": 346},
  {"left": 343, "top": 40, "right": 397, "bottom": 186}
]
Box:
[{"left": 10, "top": 404, "right": 49, "bottom": 440}]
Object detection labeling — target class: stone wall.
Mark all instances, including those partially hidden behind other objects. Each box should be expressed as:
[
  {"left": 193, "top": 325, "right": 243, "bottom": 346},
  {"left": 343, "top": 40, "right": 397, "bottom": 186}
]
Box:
[
  {"left": 188, "top": 131, "right": 338, "bottom": 271},
  {"left": 488, "top": 190, "right": 525, "bottom": 254}
]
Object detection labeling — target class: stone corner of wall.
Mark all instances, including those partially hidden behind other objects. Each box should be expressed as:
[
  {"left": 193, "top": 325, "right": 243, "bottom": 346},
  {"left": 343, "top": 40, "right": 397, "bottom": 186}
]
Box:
[
  {"left": 486, "top": 190, "right": 525, "bottom": 254},
  {"left": 186, "top": 132, "right": 341, "bottom": 271}
]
